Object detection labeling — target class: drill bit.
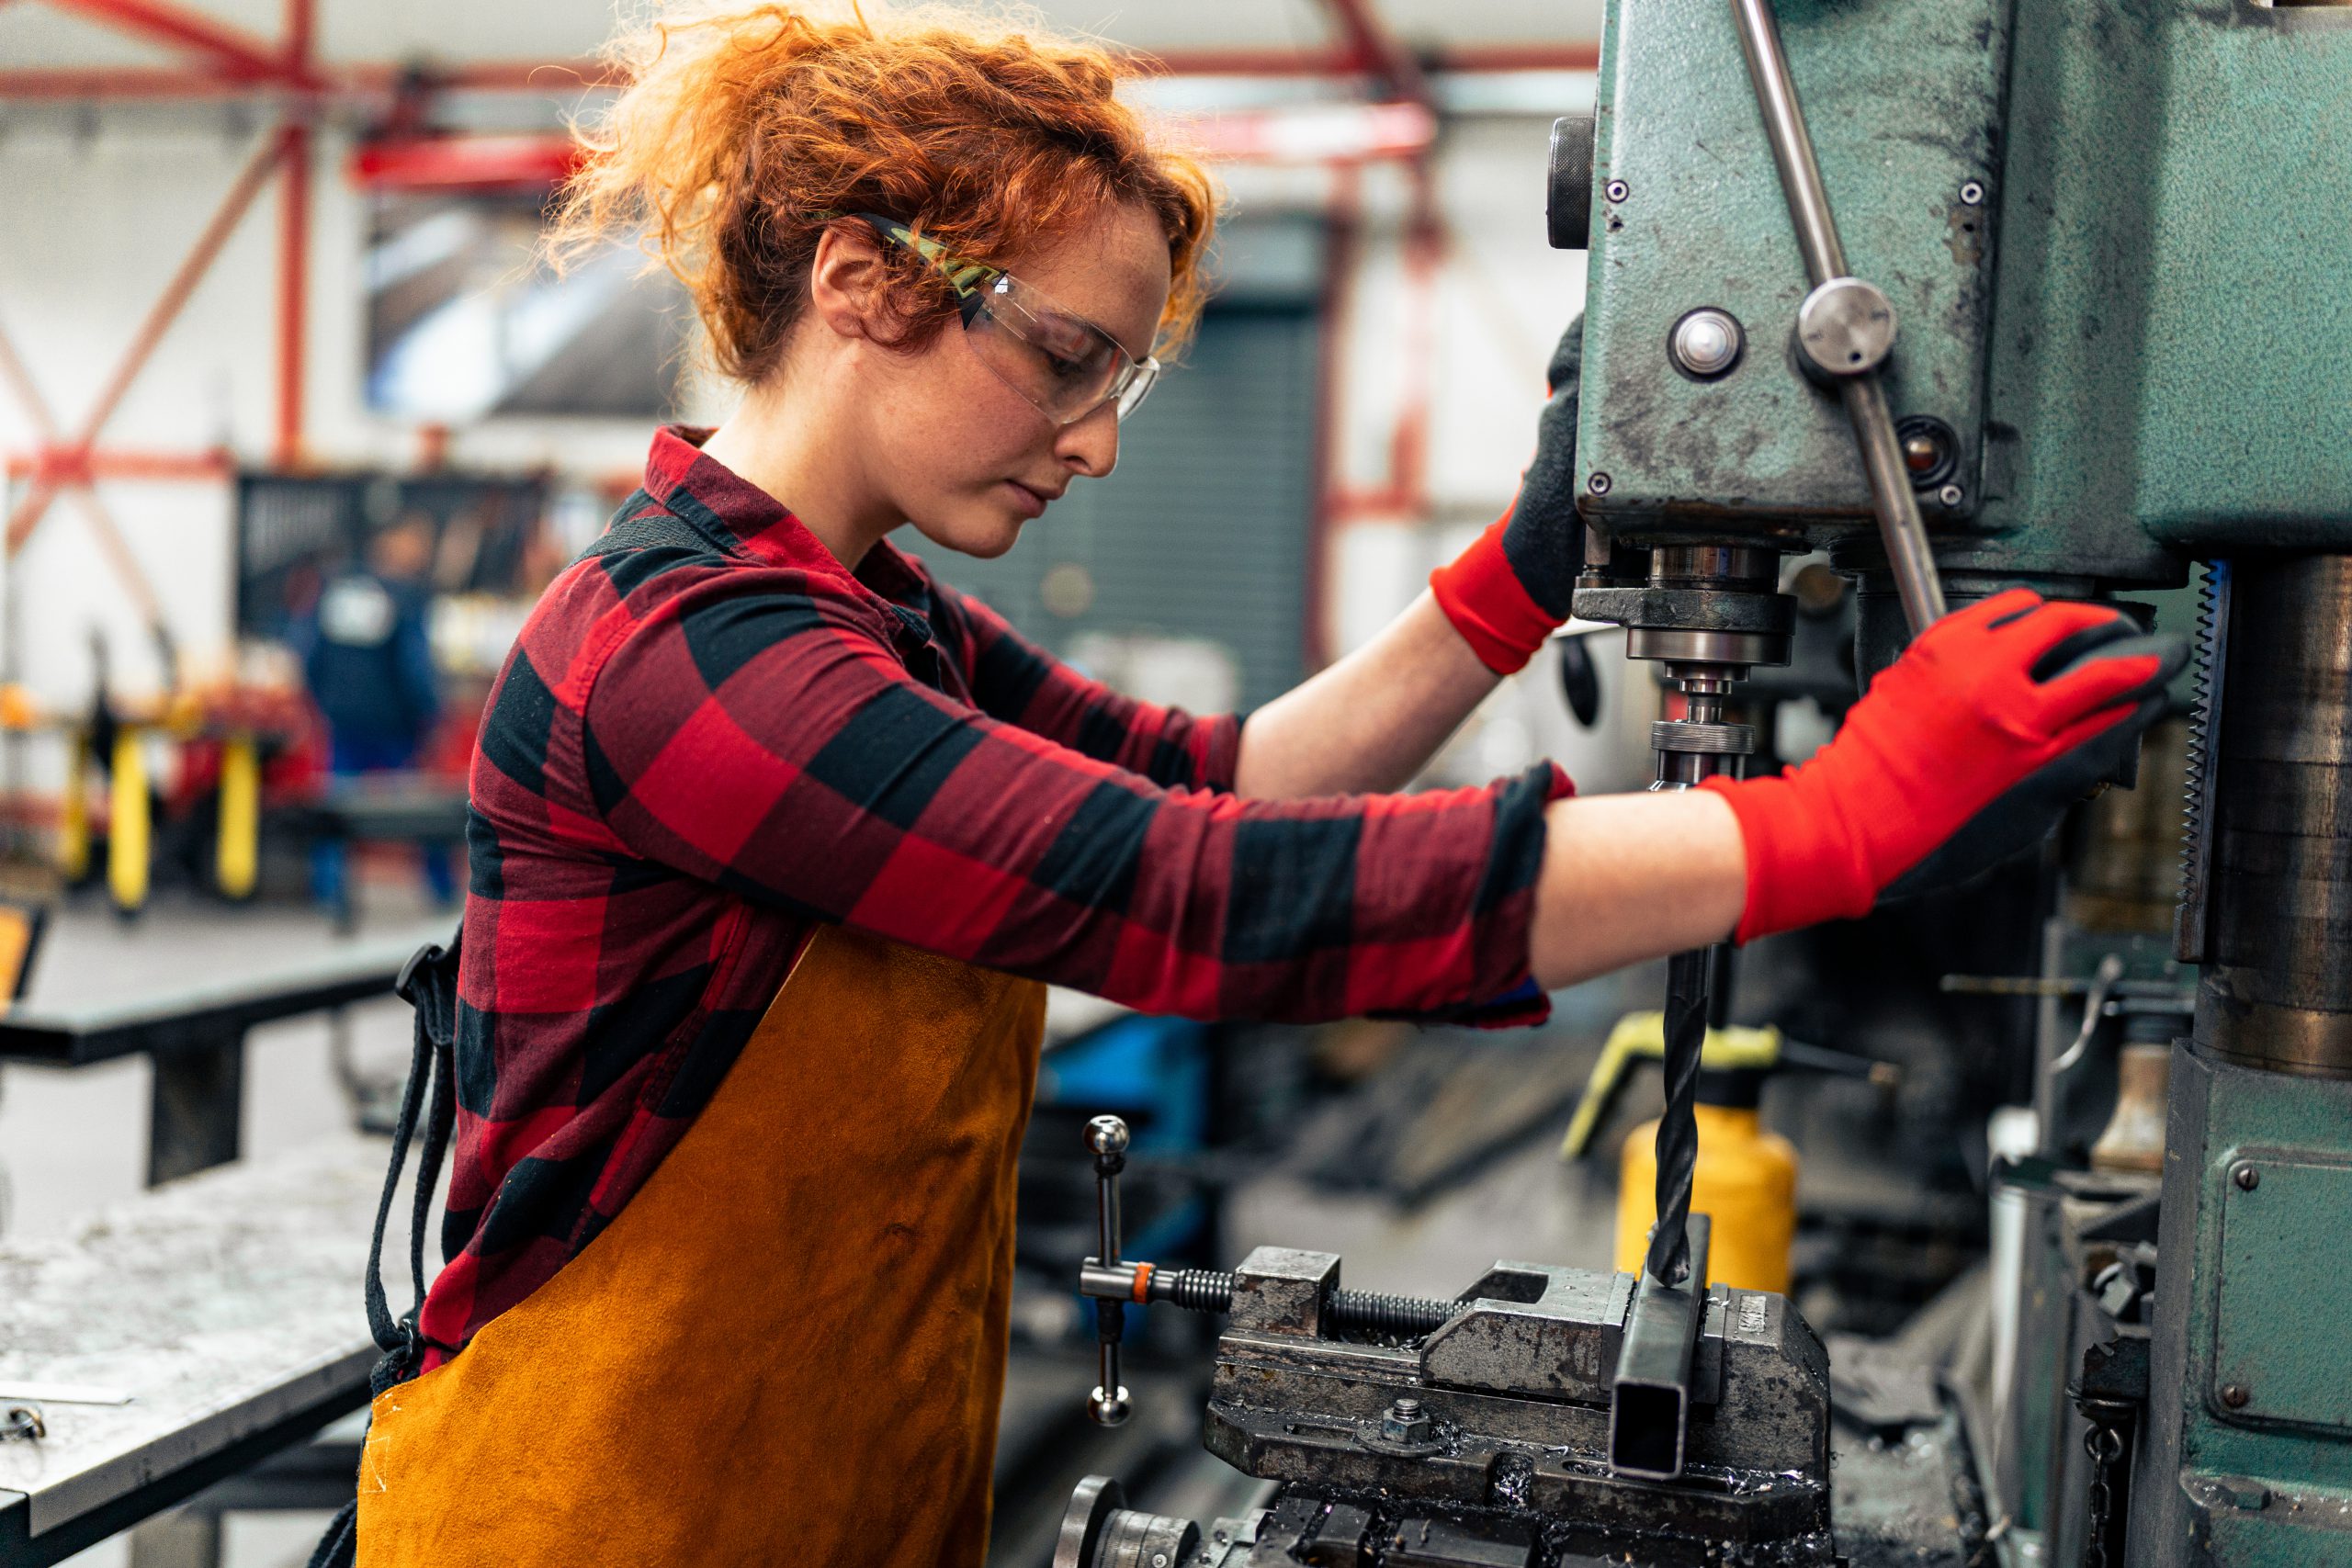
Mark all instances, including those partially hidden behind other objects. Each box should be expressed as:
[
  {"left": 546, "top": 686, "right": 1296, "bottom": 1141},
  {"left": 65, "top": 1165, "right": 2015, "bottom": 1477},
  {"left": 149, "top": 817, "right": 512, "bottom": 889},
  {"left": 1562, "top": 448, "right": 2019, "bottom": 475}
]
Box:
[{"left": 1645, "top": 946, "right": 1713, "bottom": 1286}]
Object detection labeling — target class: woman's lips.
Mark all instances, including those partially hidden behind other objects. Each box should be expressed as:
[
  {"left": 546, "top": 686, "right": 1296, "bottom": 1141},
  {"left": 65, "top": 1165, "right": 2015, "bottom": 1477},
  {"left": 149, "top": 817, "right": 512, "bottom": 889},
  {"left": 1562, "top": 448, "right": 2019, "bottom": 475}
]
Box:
[{"left": 1001, "top": 479, "right": 1051, "bottom": 519}]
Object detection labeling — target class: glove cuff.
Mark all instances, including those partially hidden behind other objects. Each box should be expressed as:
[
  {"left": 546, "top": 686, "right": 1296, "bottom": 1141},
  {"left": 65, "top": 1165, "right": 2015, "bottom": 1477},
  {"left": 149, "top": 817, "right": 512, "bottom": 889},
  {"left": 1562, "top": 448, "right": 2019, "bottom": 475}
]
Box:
[
  {"left": 1430, "top": 513, "right": 1562, "bottom": 676},
  {"left": 1701, "top": 772, "right": 1877, "bottom": 943}
]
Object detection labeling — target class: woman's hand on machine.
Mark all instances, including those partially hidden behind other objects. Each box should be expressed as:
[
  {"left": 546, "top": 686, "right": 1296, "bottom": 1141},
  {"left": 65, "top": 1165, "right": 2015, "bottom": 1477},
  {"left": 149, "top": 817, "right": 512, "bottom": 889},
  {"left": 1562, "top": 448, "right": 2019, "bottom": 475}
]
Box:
[
  {"left": 1428, "top": 315, "right": 1586, "bottom": 674},
  {"left": 1705, "top": 587, "right": 2188, "bottom": 943}
]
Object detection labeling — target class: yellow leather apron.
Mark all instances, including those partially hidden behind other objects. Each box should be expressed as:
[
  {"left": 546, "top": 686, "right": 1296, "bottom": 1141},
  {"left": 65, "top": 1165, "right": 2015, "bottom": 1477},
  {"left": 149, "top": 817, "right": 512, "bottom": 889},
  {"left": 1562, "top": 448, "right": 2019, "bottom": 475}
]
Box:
[{"left": 355, "top": 927, "right": 1046, "bottom": 1566}]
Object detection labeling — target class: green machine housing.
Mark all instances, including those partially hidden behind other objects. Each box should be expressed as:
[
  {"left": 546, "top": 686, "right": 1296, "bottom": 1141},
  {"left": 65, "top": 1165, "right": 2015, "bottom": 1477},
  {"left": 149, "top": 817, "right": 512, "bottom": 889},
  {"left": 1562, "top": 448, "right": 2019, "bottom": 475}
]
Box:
[
  {"left": 1575, "top": 0, "right": 2352, "bottom": 584},
  {"left": 1562, "top": 0, "right": 2352, "bottom": 1562}
]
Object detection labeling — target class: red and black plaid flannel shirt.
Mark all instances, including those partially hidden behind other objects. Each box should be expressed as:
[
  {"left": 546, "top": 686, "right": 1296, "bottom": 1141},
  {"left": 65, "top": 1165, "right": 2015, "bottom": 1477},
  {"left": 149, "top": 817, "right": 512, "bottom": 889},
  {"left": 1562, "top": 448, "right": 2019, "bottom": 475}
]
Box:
[{"left": 418, "top": 428, "right": 1567, "bottom": 1362}]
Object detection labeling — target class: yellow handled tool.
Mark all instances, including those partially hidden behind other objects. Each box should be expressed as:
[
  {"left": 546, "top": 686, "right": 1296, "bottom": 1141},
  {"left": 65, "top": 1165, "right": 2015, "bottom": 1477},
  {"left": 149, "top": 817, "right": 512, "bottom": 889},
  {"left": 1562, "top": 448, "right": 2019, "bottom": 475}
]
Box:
[{"left": 1565, "top": 1011, "right": 1895, "bottom": 1294}]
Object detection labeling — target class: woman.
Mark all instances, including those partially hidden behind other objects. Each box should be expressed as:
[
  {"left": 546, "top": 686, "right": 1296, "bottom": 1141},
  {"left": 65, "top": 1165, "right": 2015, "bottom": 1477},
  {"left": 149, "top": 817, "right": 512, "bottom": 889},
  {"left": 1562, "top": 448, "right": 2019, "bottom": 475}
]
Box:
[{"left": 346, "top": 4, "right": 2179, "bottom": 1562}]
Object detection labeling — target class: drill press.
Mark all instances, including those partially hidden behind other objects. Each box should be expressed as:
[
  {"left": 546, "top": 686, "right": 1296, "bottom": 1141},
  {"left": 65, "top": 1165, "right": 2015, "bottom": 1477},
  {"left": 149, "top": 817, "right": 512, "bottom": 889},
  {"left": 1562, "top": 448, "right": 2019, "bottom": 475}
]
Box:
[{"left": 1054, "top": 0, "right": 2352, "bottom": 1558}]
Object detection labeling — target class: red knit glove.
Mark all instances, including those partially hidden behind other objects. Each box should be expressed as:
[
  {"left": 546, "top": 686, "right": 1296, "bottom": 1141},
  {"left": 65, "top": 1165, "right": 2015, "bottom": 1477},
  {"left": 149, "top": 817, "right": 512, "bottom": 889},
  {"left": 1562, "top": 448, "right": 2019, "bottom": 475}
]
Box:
[
  {"left": 1705, "top": 588, "right": 2187, "bottom": 943},
  {"left": 1430, "top": 510, "right": 1564, "bottom": 674},
  {"left": 1431, "top": 317, "right": 1584, "bottom": 674}
]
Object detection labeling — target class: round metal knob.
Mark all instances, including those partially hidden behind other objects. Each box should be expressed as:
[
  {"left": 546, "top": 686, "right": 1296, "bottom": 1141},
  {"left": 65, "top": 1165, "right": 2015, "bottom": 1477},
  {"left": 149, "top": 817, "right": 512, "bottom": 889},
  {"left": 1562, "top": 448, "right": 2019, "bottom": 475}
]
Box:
[
  {"left": 1794, "top": 276, "right": 1897, "bottom": 378},
  {"left": 1669, "top": 308, "right": 1745, "bottom": 379},
  {"left": 1088, "top": 1384, "right": 1132, "bottom": 1427},
  {"left": 1085, "top": 1115, "right": 1129, "bottom": 1156},
  {"left": 1546, "top": 113, "right": 1597, "bottom": 250}
]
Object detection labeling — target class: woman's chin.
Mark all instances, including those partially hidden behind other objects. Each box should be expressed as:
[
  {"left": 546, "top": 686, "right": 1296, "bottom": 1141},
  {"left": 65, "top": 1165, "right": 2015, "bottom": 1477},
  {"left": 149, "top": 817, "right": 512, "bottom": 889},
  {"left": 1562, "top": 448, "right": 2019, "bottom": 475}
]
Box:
[{"left": 912, "top": 513, "right": 1027, "bottom": 560}]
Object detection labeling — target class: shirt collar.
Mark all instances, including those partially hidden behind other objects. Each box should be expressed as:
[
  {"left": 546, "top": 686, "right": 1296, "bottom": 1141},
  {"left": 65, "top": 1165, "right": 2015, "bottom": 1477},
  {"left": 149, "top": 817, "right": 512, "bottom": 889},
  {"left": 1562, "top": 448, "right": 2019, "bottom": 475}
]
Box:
[{"left": 641, "top": 425, "right": 930, "bottom": 610}]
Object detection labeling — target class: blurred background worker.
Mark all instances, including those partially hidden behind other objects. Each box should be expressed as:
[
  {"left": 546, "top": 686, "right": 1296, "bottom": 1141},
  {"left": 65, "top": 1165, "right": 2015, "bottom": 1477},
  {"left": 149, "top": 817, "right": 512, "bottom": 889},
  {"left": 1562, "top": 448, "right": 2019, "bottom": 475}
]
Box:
[{"left": 293, "top": 515, "right": 452, "bottom": 908}]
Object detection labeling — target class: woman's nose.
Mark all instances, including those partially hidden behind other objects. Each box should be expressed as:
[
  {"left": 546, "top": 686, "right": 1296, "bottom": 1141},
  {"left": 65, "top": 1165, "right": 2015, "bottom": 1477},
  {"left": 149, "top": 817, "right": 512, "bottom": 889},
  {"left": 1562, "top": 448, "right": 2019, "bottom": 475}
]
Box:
[{"left": 1056, "top": 400, "right": 1120, "bottom": 479}]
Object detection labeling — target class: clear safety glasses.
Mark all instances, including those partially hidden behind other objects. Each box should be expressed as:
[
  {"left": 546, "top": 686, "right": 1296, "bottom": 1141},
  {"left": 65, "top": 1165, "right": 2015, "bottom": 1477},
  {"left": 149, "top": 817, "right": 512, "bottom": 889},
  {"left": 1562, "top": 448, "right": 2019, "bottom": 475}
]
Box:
[{"left": 845, "top": 212, "right": 1161, "bottom": 426}]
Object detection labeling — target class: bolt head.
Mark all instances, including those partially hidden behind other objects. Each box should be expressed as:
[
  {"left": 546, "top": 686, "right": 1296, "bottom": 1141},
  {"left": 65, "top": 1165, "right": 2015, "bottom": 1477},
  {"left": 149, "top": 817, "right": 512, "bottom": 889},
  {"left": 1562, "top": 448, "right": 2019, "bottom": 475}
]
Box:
[
  {"left": 1380, "top": 1395, "right": 1433, "bottom": 1443},
  {"left": 1085, "top": 1115, "right": 1130, "bottom": 1156},
  {"left": 1604, "top": 178, "right": 1630, "bottom": 203},
  {"left": 2233, "top": 1162, "right": 2260, "bottom": 1190},
  {"left": 2222, "top": 1383, "right": 2251, "bottom": 1409},
  {"left": 1937, "top": 483, "right": 1964, "bottom": 508},
  {"left": 1588, "top": 471, "right": 1613, "bottom": 496},
  {"left": 1960, "top": 179, "right": 1986, "bottom": 207}
]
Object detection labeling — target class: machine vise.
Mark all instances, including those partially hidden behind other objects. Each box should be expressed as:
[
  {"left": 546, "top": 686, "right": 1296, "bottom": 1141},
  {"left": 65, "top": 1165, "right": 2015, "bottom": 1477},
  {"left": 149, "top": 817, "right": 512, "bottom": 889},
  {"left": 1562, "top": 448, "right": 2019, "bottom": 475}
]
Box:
[{"left": 1057, "top": 1121, "right": 1835, "bottom": 1568}]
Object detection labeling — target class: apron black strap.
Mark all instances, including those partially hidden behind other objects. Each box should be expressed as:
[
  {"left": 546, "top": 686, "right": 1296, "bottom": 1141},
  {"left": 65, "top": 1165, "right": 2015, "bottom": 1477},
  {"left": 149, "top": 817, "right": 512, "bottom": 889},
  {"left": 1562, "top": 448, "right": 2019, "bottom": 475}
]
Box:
[
  {"left": 363, "top": 930, "right": 463, "bottom": 1395},
  {"left": 312, "top": 925, "right": 462, "bottom": 1568},
  {"left": 305, "top": 1499, "right": 357, "bottom": 1568}
]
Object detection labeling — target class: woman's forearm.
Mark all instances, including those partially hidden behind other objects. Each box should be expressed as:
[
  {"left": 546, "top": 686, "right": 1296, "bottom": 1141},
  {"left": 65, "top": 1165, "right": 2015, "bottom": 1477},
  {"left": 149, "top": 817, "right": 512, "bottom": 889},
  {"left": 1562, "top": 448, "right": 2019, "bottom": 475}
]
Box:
[
  {"left": 1527, "top": 789, "right": 1746, "bottom": 989},
  {"left": 1233, "top": 591, "right": 1502, "bottom": 799}
]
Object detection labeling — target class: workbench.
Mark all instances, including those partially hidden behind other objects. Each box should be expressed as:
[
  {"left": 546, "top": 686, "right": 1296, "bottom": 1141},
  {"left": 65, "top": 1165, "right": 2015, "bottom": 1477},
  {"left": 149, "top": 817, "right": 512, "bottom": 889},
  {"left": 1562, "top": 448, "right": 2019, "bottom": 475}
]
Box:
[
  {"left": 0, "top": 1134, "right": 401, "bottom": 1567},
  {"left": 0, "top": 921, "right": 447, "bottom": 1183}
]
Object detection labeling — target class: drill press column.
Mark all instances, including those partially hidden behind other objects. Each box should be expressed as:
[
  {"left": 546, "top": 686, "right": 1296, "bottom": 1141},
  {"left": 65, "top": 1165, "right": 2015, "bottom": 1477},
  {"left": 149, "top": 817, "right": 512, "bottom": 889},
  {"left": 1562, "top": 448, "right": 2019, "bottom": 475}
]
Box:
[{"left": 2133, "top": 556, "right": 2352, "bottom": 1563}]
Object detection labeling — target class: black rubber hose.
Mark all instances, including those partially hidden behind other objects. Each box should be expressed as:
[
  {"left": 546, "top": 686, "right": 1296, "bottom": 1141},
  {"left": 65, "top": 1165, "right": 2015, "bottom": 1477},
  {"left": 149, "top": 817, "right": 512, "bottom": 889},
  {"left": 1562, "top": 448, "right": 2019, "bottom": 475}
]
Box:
[{"left": 1644, "top": 945, "right": 1714, "bottom": 1287}]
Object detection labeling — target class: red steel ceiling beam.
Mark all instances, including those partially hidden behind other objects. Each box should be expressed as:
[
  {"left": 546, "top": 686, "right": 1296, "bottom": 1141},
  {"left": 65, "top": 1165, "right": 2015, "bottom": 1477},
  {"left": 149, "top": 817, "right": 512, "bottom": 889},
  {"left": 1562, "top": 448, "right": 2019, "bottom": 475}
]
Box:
[
  {"left": 4, "top": 447, "right": 230, "bottom": 482},
  {"left": 1442, "top": 41, "right": 1599, "bottom": 72},
  {"left": 37, "top": 0, "right": 309, "bottom": 85},
  {"left": 0, "top": 43, "right": 1595, "bottom": 103},
  {"left": 1316, "top": 0, "right": 1436, "bottom": 112}
]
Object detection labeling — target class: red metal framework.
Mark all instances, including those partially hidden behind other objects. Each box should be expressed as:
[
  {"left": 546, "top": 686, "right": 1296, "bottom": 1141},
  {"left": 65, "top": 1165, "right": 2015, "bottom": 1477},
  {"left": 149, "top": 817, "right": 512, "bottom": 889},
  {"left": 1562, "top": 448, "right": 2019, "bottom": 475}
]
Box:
[
  {"left": 1310, "top": 0, "right": 1447, "bottom": 535},
  {"left": 0, "top": 0, "right": 317, "bottom": 649},
  {"left": 2, "top": 0, "right": 1595, "bottom": 672},
  {"left": 0, "top": 41, "right": 1597, "bottom": 101},
  {"left": 58, "top": 0, "right": 302, "bottom": 84}
]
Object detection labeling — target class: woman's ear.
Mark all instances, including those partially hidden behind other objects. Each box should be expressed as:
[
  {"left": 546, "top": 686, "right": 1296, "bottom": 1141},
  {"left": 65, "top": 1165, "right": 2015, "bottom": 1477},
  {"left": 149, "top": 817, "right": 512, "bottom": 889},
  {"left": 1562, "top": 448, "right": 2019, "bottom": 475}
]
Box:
[{"left": 806, "top": 224, "right": 893, "bottom": 343}]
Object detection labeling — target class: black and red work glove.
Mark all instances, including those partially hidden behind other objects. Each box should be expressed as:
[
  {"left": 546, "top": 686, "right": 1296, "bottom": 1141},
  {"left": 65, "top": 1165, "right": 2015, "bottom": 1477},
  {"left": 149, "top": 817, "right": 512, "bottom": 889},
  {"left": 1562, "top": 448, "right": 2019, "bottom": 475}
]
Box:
[
  {"left": 1430, "top": 315, "right": 1585, "bottom": 674},
  {"left": 1707, "top": 588, "right": 2188, "bottom": 943}
]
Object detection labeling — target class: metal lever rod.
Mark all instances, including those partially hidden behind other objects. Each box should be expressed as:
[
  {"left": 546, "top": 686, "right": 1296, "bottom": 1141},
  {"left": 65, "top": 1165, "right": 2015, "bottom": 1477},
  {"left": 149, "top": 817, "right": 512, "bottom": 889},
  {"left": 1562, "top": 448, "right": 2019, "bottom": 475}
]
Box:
[
  {"left": 1728, "top": 0, "right": 1844, "bottom": 287},
  {"left": 1085, "top": 1115, "right": 1133, "bottom": 1427},
  {"left": 1727, "top": 0, "right": 1947, "bottom": 637},
  {"left": 1843, "top": 378, "right": 1945, "bottom": 636}
]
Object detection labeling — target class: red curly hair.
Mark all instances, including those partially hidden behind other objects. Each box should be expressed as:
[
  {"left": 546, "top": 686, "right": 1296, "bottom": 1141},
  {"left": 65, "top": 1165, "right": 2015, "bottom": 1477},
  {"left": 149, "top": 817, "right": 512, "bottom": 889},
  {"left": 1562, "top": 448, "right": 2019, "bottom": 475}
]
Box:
[{"left": 552, "top": 2, "right": 1220, "bottom": 384}]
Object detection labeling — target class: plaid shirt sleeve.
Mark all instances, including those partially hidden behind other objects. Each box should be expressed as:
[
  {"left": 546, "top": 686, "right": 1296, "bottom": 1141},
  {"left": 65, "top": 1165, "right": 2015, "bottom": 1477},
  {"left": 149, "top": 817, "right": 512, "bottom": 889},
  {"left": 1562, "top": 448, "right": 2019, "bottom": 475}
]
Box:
[
  {"left": 925, "top": 581, "right": 1242, "bottom": 793},
  {"left": 581, "top": 570, "right": 1567, "bottom": 1025}
]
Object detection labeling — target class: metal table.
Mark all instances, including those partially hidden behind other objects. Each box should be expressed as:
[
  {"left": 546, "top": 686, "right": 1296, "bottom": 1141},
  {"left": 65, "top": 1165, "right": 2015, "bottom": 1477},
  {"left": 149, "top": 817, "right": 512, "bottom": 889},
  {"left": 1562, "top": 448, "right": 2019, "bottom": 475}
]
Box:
[
  {"left": 0, "top": 1134, "right": 403, "bottom": 1566},
  {"left": 0, "top": 921, "right": 447, "bottom": 1183}
]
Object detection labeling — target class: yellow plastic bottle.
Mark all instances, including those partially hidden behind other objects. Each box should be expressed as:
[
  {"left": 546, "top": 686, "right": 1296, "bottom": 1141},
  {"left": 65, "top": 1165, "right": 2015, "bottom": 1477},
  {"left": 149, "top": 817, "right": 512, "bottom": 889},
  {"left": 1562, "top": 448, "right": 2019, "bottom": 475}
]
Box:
[{"left": 1614, "top": 1091, "right": 1798, "bottom": 1293}]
